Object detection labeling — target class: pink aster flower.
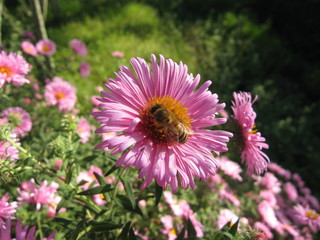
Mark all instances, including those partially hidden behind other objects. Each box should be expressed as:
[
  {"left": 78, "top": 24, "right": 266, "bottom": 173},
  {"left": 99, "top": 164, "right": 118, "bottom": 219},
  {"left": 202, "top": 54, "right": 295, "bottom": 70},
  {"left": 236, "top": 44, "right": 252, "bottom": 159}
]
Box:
[
  {"left": 44, "top": 77, "right": 77, "bottom": 112},
  {"left": 268, "top": 162, "right": 292, "bottom": 180},
  {"left": 254, "top": 222, "right": 273, "bottom": 239},
  {"left": 92, "top": 54, "right": 232, "bottom": 192},
  {"left": 258, "top": 201, "right": 280, "bottom": 229},
  {"left": 0, "top": 51, "right": 30, "bottom": 87},
  {"left": 218, "top": 156, "right": 243, "bottom": 181},
  {"left": 231, "top": 92, "right": 269, "bottom": 176},
  {"left": 70, "top": 39, "right": 88, "bottom": 56},
  {"left": 284, "top": 182, "right": 298, "bottom": 201},
  {"left": 79, "top": 61, "right": 90, "bottom": 78},
  {"left": 0, "top": 193, "right": 17, "bottom": 227},
  {"left": 293, "top": 204, "right": 320, "bottom": 232},
  {"left": 260, "top": 172, "right": 281, "bottom": 193},
  {"left": 160, "top": 215, "right": 177, "bottom": 240},
  {"left": 36, "top": 39, "right": 56, "bottom": 55},
  {"left": 1, "top": 107, "right": 32, "bottom": 137},
  {"left": 111, "top": 51, "right": 124, "bottom": 58},
  {"left": 17, "top": 178, "right": 60, "bottom": 211},
  {"left": 21, "top": 41, "right": 37, "bottom": 56},
  {"left": 0, "top": 218, "right": 56, "bottom": 240},
  {"left": 217, "top": 209, "right": 238, "bottom": 229},
  {"left": 77, "top": 117, "right": 91, "bottom": 143},
  {"left": 0, "top": 138, "right": 19, "bottom": 161}
]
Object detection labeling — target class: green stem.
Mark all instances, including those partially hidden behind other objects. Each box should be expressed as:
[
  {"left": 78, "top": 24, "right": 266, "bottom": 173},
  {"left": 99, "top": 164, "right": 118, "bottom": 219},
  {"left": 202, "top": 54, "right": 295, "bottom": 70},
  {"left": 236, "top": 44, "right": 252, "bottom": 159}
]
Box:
[
  {"left": 0, "top": 0, "right": 3, "bottom": 47},
  {"left": 37, "top": 212, "right": 44, "bottom": 239}
]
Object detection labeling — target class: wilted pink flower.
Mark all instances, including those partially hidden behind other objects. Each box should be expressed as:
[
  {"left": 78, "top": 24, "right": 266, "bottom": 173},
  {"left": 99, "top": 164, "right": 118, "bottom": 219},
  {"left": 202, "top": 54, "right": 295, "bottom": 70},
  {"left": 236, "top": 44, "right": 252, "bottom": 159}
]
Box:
[
  {"left": 44, "top": 77, "right": 77, "bottom": 112},
  {"left": 111, "top": 51, "right": 124, "bottom": 58},
  {"left": 0, "top": 51, "right": 30, "bottom": 88},
  {"left": 77, "top": 166, "right": 107, "bottom": 205},
  {"left": 17, "top": 178, "right": 60, "bottom": 211},
  {"left": 21, "top": 41, "right": 37, "bottom": 56},
  {"left": 218, "top": 156, "right": 243, "bottom": 181},
  {"left": 258, "top": 201, "right": 280, "bottom": 229},
  {"left": 293, "top": 204, "right": 320, "bottom": 232},
  {"left": 284, "top": 182, "right": 298, "bottom": 201},
  {"left": 260, "top": 172, "right": 281, "bottom": 193},
  {"left": 0, "top": 218, "right": 56, "bottom": 240},
  {"left": 1, "top": 107, "right": 32, "bottom": 137},
  {"left": 217, "top": 209, "right": 238, "bottom": 229},
  {"left": 231, "top": 92, "right": 269, "bottom": 176},
  {"left": 254, "top": 222, "right": 273, "bottom": 239},
  {"left": 92, "top": 54, "right": 232, "bottom": 192},
  {"left": 77, "top": 117, "right": 91, "bottom": 143},
  {"left": 0, "top": 193, "right": 17, "bottom": 227},
  {"left": 79, "top": 61, "right": 90, "bottom": 78},
  {"left": 36, "top": 39, "right": 56, "bottom": 55},
  {"left": 22, "top": 31, "right": 36, "bottom": 40},
  {"left": 70, "top": 39, "right": 88, "bottom": 56}
]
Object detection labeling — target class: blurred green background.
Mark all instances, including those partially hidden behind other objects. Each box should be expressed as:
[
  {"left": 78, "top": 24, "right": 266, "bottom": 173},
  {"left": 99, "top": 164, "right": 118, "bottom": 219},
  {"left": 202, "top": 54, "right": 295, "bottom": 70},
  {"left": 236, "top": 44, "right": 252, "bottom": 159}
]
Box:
[{"left": 3, "top": 0, "right": 320, "bottom": 197}]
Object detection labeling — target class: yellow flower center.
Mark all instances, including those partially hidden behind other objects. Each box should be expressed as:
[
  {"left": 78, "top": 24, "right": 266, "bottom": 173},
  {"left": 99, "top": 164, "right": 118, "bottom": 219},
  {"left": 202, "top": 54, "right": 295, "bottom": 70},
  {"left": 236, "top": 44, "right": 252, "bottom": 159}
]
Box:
[
  {"left": 306, "top": 210, "right": 319, "bottom": 220},
  {"left": 0, "top": 66, "right": 12, "bottom": 77},
  {"left": 249, "top": 124, "right": 258, "bottom": 135},
  {"left": 55, "top": 92, "right": 65, "bottom": 100},
  {"left": 42, "top": 45, "right": 51, "bottom": 52},
  {"left": 140, "top": 95, "right": 192, "bottom": 145},
  {"left": 169, "top": 228, "right": 177, "bottom": 236}
]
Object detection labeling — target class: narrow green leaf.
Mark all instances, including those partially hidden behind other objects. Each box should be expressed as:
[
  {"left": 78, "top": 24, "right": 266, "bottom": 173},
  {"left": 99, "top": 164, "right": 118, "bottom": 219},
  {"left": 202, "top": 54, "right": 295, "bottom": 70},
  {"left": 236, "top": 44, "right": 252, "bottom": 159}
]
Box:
[
  {"left": 228, "top": 219, "right": 239, "bottom": 236},
  {"left": 77, "top": 184, "right": 113, "bottom": 195},
  {"left": 121, "top": 176, "right": 136, "bottom": 209},
  {"left": 56, "top": 198, "right": 69, "bottom": 213},
  {"left": 89, "top": 220, "right": 122, "bottom": 232},
  {"left": 65, "top": 168, "right": 73, "bottom": 184},
  {"left": 129, "top": 227, "right": 137, "bottom": 240},
  {"left": 81, "top": 155, "right": 99, "bottom": 162},
  {"left": 115, "top": 194, "right": 143, "bottom": 216},
  {"left": 117, "top": 221, "right": 131, "bottom": 240},
  {"left": 176, "top": 226, "right": 186, "bottom": 240},
  {"left": 54, "top": 217, "right": 75, "bottom": 229},
  {"left": 104, "top": 165, "right": 118, "bottom": 176},
  {"left": 94, "top": 172, "right": 106, "bottom": 185},
  {"left": 69, "top": 218, "right": 89, "bottom": 240},
  {"left": 222, "top": 232, "right": 235, "bottom": 239},
  {"left": 187, "top": 217, "right": 197, "bottom": 237},
  {"left": 155, "top": 182, "right": 163, "bottom": 206}
]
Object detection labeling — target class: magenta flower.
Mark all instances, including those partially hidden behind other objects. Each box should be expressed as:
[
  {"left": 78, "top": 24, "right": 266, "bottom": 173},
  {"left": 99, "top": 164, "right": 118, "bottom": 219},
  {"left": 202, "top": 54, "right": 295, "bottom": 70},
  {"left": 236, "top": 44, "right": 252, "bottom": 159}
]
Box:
[
  {"left": 22, "top": 30, "right": 36, "bottom": 40},
  {"left": 0, "top": 193, "right": 17, "bottom": 227},
  {"left": 1, "top": 107, "right": 32, "bottom": 137},
  {"left": 0, "top": 218, "right": 56, "bottom": 240},
  {"left": 93, "top": 54, "right": 232, "bottom": 192},
  {"left": 79, "top": 61, "right": 90, "bottom": 78},
  {"left": 0, "top": 51, "right": 30, "bottom": 88},
  {"left": 70, "top": 39, "right": 88, "bottom": 56},
  {"left": 21, "top": 41, "right": 37, "bottom": 56},
  {"left": 44, "top": 77, "right": 77, "bottom": 112},
  {"left": 293, "top": 204, "right": 320, "bottom": 232},
  {"left": 77, "top": 117, "right": 91, "bottom": 143},
  {"left": 111, "top": 51, "right": 124, "bottom": 58},
  {"left": 231, "top": 92, "right": 269, "bottom": 176},
  {"left": 36, "top": 39, "right": 56, "bottom": 56},
  {"left": 17, "top": 178, "right": 60, "bottom": 212}
]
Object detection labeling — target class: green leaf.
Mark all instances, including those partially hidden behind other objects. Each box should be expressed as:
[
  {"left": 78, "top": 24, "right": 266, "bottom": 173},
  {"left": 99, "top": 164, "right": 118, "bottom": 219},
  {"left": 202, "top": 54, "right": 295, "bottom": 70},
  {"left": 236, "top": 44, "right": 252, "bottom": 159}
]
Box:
[
  {"left": 89, "top": 220, "right": 122, "bottom": 232},
  {"left": 65, "top": 167, "right": 73, "bottom": 184},
  {"left": 228, "top": 219, "right": 239, "bottom": 236},
  {"left": 176, "top": 226, "right": 186, "bottom": 240},
  {"left": 222, "top": 232, "right": 235, "bottom": 239},
  {"left": 187, "top": 217, "right": 197, "bottom": 237},
  {"left": 94, "top": 172, "right": 106, "bottom": 185},
  {"left": 115, "top": 194, "right": 143, "bottom": 216},
  {"left": 121, "top": 176, "right": 136, "bottom": 209},
  {"left": 69, "top": 218, "right": 89, "bottom": 240},
  {"left": 54, "top": 217, "right": 76, "bottom": 229},
  {"left": 129, "top": 227, "right": 137, "bottom": 240},
  {"left": 104, "top": 165, "right": 119, "bottom": 176},
  {"left": 81, "top": 155, "right": 99, "bottom": 162},
  {"left": 77, "top": 184, "right": 113, "bottom": 195},
  {"left": 155, "top": 182, "right": 163, "bottom": 206},
  {"left": 117, "top": 221, "right": 131, "bottom": 240},
  {"left": 56, "top": 198, "right": 69, "bottom": 213}
]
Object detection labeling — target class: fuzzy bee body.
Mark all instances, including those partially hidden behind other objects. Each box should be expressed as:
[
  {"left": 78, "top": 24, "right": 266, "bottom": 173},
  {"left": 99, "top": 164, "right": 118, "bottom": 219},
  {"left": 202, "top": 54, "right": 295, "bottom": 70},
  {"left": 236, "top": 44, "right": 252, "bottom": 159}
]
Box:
[{"left": 150, "top": 104, "right": 190, "bottom": 144}]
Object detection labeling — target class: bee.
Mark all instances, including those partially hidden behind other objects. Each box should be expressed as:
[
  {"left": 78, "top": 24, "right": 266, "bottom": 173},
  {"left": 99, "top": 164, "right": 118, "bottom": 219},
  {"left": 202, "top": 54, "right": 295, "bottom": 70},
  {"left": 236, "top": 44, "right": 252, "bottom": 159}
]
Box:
[{"left": 150, "top": 104, "right": 191, "bottom": 144}]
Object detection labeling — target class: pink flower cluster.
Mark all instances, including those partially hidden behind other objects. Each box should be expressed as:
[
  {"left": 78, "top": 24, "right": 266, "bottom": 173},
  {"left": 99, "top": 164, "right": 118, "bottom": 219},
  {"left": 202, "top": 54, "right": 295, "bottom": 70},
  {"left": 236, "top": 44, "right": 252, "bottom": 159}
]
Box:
[
  {"left": 17, "top": 178, "right": 64, "bottom": 218},
  {"left": 1, "top": 107, "right": 32, "bottom": 137},
  {"left": 21, "top": 39, "right": 56, "bottom": 56}
]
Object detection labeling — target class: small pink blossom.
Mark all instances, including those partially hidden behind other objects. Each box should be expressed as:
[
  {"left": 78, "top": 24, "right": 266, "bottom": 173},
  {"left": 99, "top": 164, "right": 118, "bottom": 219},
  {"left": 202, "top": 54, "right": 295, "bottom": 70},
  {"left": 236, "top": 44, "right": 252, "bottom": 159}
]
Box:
[
  {"left": 293, "top": 204, "right": 320, "bottom": 232},
  {"left": 54, "top": 159, "right": 63, "bottom": 170},
  {"left": 258, "top": 201, "right": 280, "bottom": 229},
  {"left": 44, "top": 77, "right": 77, "bottom": 112},
  {"left": 160, "top": 215, "right": 177, "bottom": 240},
  {"left": 0, "top": 193, "right": 17, "bottom": 227},
  {"left": 268, "top": 162, "right": 291, "bottom": 180},
  {"left": 1, "top": 107, "right": 32, "bottom": 137},
  {"left": 22, "top": 31, "right": 36, "bottom": 40},
  {"left": 260, "top": 172, "right": 281, "bottom": 193},
  {"left": 77, "top": 117, "right": 91, "bottom": 143},
  {"left": 231, "top": 92, "right": 269, "bottom": 176},
  {"left": 254, "top": 222, "right": 273, "bottom": 239},
  {"left": 21, "top": 41, "right": 37, "bottom": 56},
  {"left": 0, "top": 138, "right": 19, "bottom": 161},
  {"left": 111, "top": 51, "right": 124, "bottom": 58},
  {"left": 24, "top": 98, "right": 31, "bottom": 104},
  {"left": 70, "top": 39, "right": 88, "bottom": 56},
  {"left": 36, "top": 39, "right": 56, "bottom": 55},
  {"left": 219, "top": 188, "right": 241, "bottom": 206},
  {"left": 0, "top": 51, "right": 30, "bottom": 87},
  {"left": 259, "top": 190, "right": 277, "bottom": 208},
  {"left": 218, "top": 156, "right": 243, "bottom": 181},
  {"left": 217, "top": 209, "right": 238, "bottom": 229},
  {"left": 79, "top": 62, "right": 90, "bottom": 78}
]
